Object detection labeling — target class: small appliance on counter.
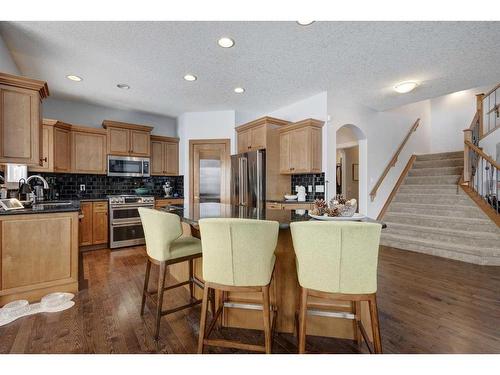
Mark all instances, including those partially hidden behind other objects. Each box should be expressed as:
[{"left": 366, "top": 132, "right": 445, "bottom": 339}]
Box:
[
  {"left": 17, "top": 178, "right": 32, "bottom": 201},
  {"left": 297, "top": 186, "right": 306, "bottom": 202}
]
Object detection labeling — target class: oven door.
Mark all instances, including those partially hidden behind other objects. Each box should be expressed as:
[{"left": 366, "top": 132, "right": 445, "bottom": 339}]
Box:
[
  {"left": 108, "top": 156, "right": 148, "bottom": 177},
  {"left": 110, "top": 221, "right": 145, "bottom": 248},
  {"left": 110, "top": 204, "right": 153, "bottom": 223}
]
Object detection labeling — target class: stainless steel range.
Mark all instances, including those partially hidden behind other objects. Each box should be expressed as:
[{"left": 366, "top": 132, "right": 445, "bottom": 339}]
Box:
[{"left": 108, "top": 195, "right": 154, "bottom": 248}]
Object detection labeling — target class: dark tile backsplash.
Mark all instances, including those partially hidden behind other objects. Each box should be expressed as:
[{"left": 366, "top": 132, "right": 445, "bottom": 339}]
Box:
[
  {"left": 291, "top": 173, "right": 325, "bottom": 201},
  {"left": 27, "top": 172, "right": 184, "bottom": 200}
]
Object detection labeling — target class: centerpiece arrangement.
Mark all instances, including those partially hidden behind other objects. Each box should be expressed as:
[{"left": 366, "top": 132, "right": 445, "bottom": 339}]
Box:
[{"left": 309, "top": 195, "right": 364, "bottom": 221}]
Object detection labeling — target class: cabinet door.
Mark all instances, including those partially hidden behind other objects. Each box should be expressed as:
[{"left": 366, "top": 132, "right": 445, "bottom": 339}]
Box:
[
  {"left": 310, "top": 127, "right": 322, "bottom": 173},
  {"left": 0, "top": 87, "right": 41, "bottom": 165},
  {"left": 279, "top": 132, "right": 291, "bottom": 174},
  {"left": 72, "top": 131, "right": 106, "bottom": 174},
  {"left": 250, "top": 125, "right": 266, "bottom": 150},
  {"left": 54, "top": 127, "right": 71, "bottom": 172},
  {"left": 30, "top": 124, "right": 53, "bottom": 172},
  {"left": 290, "top": 128, "right": 310, "bottom": 173},
  {"left": 130, "top": 130, "right": 150, "bottom": 156},
  {"left": 108, "top": 127, "right": 130, "bottom": 155},
  {"left": 151, "top": 140, "right": 165, "bottom": 175},
  {"left": 79, "top": 202, "right": 93, "bottom": 246},
  {"left": 237, "top": 129, "right": 251, "bottom": 153},
  {"left": 165, "top": 142, "right": 179, "bottom": 175},
  {"left": 92, "top": 202, "right": 108, "bottom": 245}
]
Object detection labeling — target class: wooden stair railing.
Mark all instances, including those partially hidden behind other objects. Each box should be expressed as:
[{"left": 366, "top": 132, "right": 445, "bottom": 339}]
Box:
[{"left": 369, "top": 118, "right": 420, "bottom": 201}]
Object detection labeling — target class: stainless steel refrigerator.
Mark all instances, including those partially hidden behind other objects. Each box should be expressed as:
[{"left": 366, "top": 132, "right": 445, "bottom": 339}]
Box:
[{"left": 231, "top": 150, "right": 266, "bottom": 208}]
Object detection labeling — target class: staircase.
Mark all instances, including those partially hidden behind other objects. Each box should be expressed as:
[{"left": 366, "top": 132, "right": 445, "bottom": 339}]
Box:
[{"left": 380, "top": 151, "right": 500, "bottom": 266}]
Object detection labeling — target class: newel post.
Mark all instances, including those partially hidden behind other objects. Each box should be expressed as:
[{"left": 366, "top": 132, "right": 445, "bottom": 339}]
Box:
[
  {"left": 476, "top": 93, "right": 485, "bottom": 137},
  {"left": 463, "top": 129, "right": 472, "bottom": 184}
]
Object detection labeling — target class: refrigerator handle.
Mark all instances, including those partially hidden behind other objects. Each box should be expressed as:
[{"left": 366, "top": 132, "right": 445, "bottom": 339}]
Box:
[{"left": 241, "top": 157, "right": 248, "bottom": 206}]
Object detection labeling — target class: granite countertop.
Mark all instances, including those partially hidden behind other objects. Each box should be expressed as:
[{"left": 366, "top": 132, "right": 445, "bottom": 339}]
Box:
[
  {"left": 0, "top": 200, "right": 80, "bottom": 216},
  {"left": 162, "top": 202, "right": 385, "bottom": 229}
]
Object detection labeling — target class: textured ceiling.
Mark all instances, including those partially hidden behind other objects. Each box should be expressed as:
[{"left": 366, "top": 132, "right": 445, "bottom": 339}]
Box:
[{"left": 1, "top": 21, "right": 499, "bottom": 117}]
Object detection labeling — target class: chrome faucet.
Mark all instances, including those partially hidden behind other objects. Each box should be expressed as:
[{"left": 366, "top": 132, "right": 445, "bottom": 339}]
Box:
[{"left": 26, "top": 175, "right": 50, "bottom": 202}]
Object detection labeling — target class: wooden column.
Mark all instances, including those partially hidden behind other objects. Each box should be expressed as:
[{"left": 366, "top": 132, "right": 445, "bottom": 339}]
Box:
[{"left": 476, "top": 94, "right": 485, "bottom": 137}]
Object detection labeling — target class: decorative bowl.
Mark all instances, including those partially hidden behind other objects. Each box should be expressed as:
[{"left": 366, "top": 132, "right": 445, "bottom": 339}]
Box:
[{"left": 134, "top": 187, "right": 150, "bottom": 195}]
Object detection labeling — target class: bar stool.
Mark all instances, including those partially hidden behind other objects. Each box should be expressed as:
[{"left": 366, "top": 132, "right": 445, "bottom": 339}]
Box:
[
  {"left": 197, "top": 218, "right": 279, "bottom": 354},
  {"left": 290, "top": 221, "right": 383, "bottom": 354},
  {"left": 139, "top": 208, "right": 210, "bottom": 340}
]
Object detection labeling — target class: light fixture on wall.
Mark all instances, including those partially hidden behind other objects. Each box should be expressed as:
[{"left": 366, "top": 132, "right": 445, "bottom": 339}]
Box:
[
  {"left": 394, "top": 81, "right": 419, "bottom": 94},
  {"left": 116, "top": 83, "right": 130, "bottom": 90},
  {"left": 184, "top": 74, "right": 197, "bottom": 82},
  {"left": 296, "top": 20, "right": 315, "bottom": 26},
  {"left": 66, "top": 75, "right": 82, "bottom": 82},
  {"left": 218, "top": 37, "right": 235, "bottom": 48},
  {"left": 234, "top": 87, "right": 245, "bottom": 94}
]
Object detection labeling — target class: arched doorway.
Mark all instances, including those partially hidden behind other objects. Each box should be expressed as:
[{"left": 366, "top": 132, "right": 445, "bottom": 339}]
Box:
[{"left": 335, "top": 124, "right": 367, "bottom": 214}]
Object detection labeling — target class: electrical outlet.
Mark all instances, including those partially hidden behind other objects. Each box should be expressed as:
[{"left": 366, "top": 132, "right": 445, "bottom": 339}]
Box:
[
  {"left": 315, "top": 185, "right": 324, "bottom": 193},
  {"left": 308, "top": 185, "right": 313, "bottom": 193},
  {"left": 80, "top": 184, "right": 86, "bottom": 191}
]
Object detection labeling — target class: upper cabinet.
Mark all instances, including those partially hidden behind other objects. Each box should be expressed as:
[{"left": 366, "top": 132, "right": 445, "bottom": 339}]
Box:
[
  {"left": 0, "top": 72, "right": 49, "bottom": 166},
  {"left": 30, "top": 119, "right": 72, "bottom": 173},
  {"left": 279, "top": 119, "right": 323, "bottom": 174},
  {"left": 102, "top": 120, "right": 153, "bottom": 157},
  {"left": 235, "top": 117, "right": 290, "bottom": 154},
  {"left": 150, "top": 135, "right": 179, "bottom": 176},
  {"left": 71, "top": 126, "right": 107, "bottom": 174}
]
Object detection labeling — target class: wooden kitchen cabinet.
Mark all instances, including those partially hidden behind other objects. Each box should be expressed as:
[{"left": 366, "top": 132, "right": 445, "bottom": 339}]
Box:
[
  {"left": 0, "top": 72, "right": 49, "bottom": 166},
  {"left": 102, "top": 120, "right": 153, "bottom": 157},
  {"left": 0, "top": 211, "right": 78, "bottom": 305},
  {"left": 150, "top": 135, "right": 179, "bottom": 175},
  {"left": 71, "top": 126, "right": 107, "bottom": 174},
  {"left": 30, "top": 119, "right": 72, "bottom": 173},
  {"left": 155, "top": 198, "right": 184, "bottom": 209},
  {"left": 279, "top": 119, "right": 323, "bottom": 174},
  {"left": 79, "top": 201, "right": 108, "bottom": 247},
  {"left": 235, "top": 116, "right": 289, "bottom": 154}
]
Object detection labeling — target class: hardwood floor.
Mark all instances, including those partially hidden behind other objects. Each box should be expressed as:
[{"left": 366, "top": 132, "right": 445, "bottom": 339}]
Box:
[{"left": 1, "top": 245, "right": 500, "bottom": 354}]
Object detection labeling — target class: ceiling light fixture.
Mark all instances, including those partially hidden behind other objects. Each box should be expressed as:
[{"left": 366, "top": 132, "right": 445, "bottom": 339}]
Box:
[
  {"left": 66, "top": 75, "right": 82, "bottom": 82},
  {"left": 296, "top": 20, "right": 315, "bottom": 26},
  {"left": 116, "top": 83, "right": 130, "bottom": 90},
  {"left": 184, "top": 74, "right": 197, "bottom": 82},
  {"left": 394, "top": 81, "right": 419, "bottom": 94},
  {"left": 234, "top": 87, "right": 245, "bottom": 94},
  {"left": 218, "top": 37, "right": 235, "bottom": 48}
]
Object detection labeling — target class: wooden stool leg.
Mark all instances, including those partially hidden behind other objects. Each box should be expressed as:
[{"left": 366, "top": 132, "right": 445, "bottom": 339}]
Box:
[
  {"left": 210, "top": 288, "right": 216, "bottom": 317},
  {"left": 368, "top": 295, "right": 383, "bottom": 354},
  {"left": 197, "top": 285, "right": 210, "bottom": 354},
  {"left": 189, "top": 259, "right": 194, "bottom": 300},
  {"left": 141, "top": 259, "right": 152, "bottom": 316},
  {"left": 154, "top": 261, "right": 167, "bottom": 340},
  {"left": 298, "top": 287, "right": 308, "bottom": 354},
  {"left": 353, "top": 301, "right": 362, "bottom": 346},
  {"left": 262, "top": 285, "right": 272, "bottom": 354}
]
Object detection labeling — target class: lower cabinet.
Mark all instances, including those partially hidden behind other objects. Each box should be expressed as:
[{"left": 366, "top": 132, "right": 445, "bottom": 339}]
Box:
[
  {"left": 0, "top": 212, "right": 79, "bottom": 305},
  {"left": 79, "top": 201, "right": 108, "bottom": 247},
  {"left": 154, "top": 198, "right": 184, "bottom": 209}
]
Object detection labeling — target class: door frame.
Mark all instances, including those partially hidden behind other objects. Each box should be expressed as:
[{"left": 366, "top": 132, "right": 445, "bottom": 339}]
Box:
[{"left": 189, "top": 139, "right": 231, "bottom": 205}]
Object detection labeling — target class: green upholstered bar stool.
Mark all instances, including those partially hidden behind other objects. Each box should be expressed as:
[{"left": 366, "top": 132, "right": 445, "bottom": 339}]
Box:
[
  {"left": 197, "top": 218, "right": 279, "bottom": 354},
  {"left": 139, "top": 208, "right": 208, "bottom": 340},
  {"left": 290, "top": 221, "right": 383, "bottom": 354}
]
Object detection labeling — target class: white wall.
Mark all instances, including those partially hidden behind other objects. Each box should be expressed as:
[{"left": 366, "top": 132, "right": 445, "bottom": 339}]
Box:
[
  {"left": 178, "top": 110, "right": 236, "bottom": 201},
  {"left": 430, "top": 86, "right": 490, "bottom": 153},
  {"left": 44, "top": 97, "right": 177, "bottom": 136},
  {"left": 328, "top": 95, "right": 432, "bottom": 218},
  {"left": 480, "top": 128, "right": 500, "bottom": 164},
  {"left": 0, "top": 34, "right": 19, "bottom": 74}
]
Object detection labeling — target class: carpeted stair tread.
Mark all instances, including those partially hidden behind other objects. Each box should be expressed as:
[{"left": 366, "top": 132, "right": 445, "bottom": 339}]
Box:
[{"left": 408, "top": 166, "right": 463, "bottom": 176}]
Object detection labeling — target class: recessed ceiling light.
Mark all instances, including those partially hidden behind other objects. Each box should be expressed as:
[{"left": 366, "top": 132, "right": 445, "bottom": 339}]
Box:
[
  {"left": 218, "top": 37, "right": 235, "bottom": 48},
  {"left": 66, "top": 75, "right": 82, "bottom": 82},
  {"left": 296, "top": 20, "right": 315, "bottom": 26},
  {"left": 394, "top": 81, "right": 419, "bottom": 94},
  {"left": 234, "top": 87, "right": 245, "bottom": 94},
  {"left": 116, "top": 83, "right": 130, "bottom": 90},
  {"left": 184, "top": 74, "right": 197, "bottom": 82}
]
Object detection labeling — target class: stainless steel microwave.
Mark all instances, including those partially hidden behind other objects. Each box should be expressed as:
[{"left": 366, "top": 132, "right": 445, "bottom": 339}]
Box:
[{"left": 107, "top": 156, "right": 150, "bottom": 177}]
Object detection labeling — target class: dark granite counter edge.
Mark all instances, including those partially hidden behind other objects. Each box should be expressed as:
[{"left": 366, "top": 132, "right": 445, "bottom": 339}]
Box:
[{"left": 0, "top": 200, "right": 81, "bottom": 216}]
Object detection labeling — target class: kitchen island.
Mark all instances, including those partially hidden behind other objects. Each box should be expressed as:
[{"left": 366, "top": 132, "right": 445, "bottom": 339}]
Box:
[
  {"left": 162, "top": 202, "right": 384, "bottom": 343},
  {"left": 0, "top": 201, "right": 80, "bottom": 305}
]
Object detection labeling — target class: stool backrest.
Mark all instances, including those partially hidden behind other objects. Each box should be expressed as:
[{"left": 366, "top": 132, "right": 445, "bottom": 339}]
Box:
[
  {"left": 290, "top": 221, "right": 381, "bottom": 294},
  {"left": 138, "top": 208, "right": 183, "bottom": 261},
  {"left": 199, "top": 218, "right": 279, "bottom": 287}
]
